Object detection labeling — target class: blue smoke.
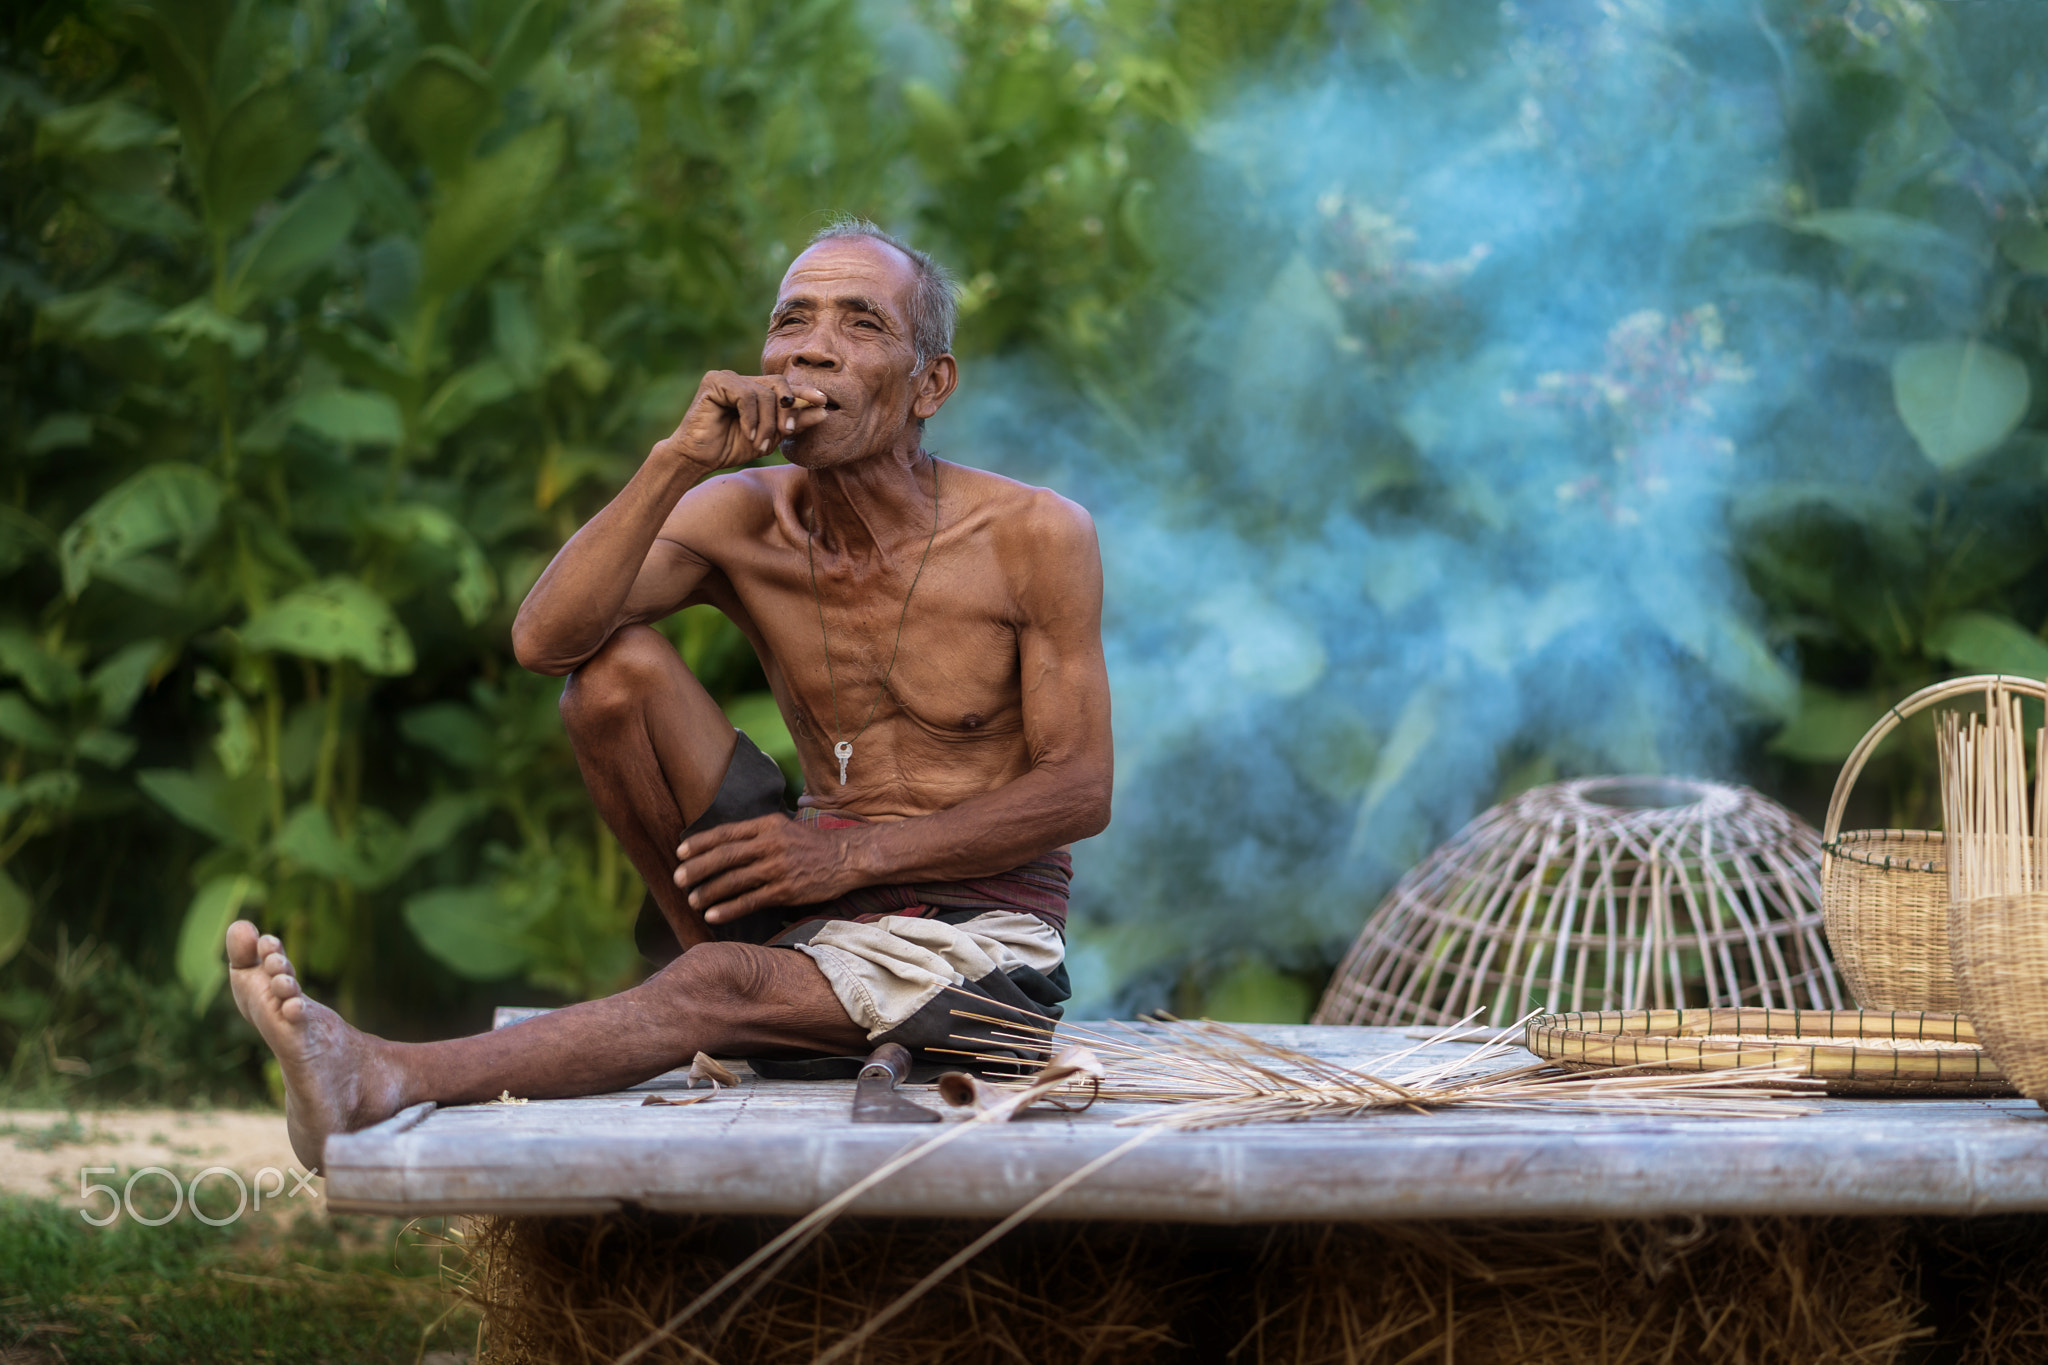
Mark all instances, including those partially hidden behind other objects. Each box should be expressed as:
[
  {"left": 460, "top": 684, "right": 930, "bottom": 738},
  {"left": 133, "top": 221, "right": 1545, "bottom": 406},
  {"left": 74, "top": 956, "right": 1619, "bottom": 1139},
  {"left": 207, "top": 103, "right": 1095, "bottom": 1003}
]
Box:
[{"left": 929, "top": 4, "right": 1888, "bottom": 1014}]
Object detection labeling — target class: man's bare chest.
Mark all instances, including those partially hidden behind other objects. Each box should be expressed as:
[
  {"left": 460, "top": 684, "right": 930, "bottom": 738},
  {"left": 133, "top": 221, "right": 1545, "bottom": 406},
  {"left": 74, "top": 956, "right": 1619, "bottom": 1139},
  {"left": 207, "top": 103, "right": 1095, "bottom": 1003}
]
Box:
[{"left": 704, "top": 542, "right": 1026, "bottom": 737}]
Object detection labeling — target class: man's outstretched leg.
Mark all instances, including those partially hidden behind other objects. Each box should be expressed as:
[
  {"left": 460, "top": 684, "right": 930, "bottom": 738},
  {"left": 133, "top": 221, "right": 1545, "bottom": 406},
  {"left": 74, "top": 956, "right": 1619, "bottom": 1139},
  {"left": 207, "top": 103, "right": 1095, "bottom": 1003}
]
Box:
[{"left": 227, "top": 919, "right": 865, "bottom": 1172}]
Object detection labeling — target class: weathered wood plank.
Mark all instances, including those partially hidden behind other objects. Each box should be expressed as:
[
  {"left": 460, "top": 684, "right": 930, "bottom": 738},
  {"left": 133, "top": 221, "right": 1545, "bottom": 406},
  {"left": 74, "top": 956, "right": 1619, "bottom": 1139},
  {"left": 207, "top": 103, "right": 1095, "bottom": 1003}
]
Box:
[{"left": 322, "top": 1024, "right": 2048, "bottom": 1221}]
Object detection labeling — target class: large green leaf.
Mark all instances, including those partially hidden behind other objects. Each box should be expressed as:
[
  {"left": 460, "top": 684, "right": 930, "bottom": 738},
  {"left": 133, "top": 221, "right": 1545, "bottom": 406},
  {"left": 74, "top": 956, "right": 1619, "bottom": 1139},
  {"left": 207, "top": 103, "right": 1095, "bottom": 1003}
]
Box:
[
  {"left": 83, "top": 185, "right": 202, "bottom": 240},
  {"left": 0, "top": 866, "right": 29, "bottom": 971},
  {"left": 486, "top": 0, "right": 562, "bottom": 91},
  {"left": 152, "top": 297, "right": 265, "bottom": 358},
  {"left": 1768, "top": 686, "right": 1886, "bottom": 763},
  {"left": 34, "top": 98, "right": 166, "bottom": 158},
  {"left": 2002, "top": 227, "right": 2048, "bottom": 276},
  {"left": 405, "top": 792, "right": 490, "bottom": 862},
  {"left": 403, "top": 886, "right": 530, "bottom": 979},
  {"left": 0, "top": 627, "right": 81, "bottom": 706},
  {"left": 120, "top": 5, "right": 215, "bottom": 166},
  {"left": 401, "top": 702, "right": 494, "bottom": 770},
  {"left": 58, "top": 462, "right": 223, "bottom": 599},
  {"left": 389, "top": 47, "right": 497, "bottom": 181},
  {"left": 89, "top": 638, "right": 171, "bottom": 722},
  {"left": 1925, "top": 611, "right": 2048, "bottom": 679},
  {"left": 0, "top": 771, "right": 81, "bottom": 820},
  {"left": 226, "top": 178, "right": 360, "bottom": 311},
  {"left": 368, "top": 504, "right": 498, "bottom": 625},
  {"left": 1793, "top": 209, "right": 1984, "bottom": 295},
  {"left": 419, "top": 121, "right": 564, "bottom": 301},
  {"left": 1892, "top": 339, "right": 2031, "bottom": 470},
  {"left": 293, "top": 387, "right": 405, "bottom": 446},
  {"left": 202, "top": 82, "right": 320, "bottom": 236},
  {"left": 175, "top": 874, "right": 265, "bottom": 1012},
  {"left": 137, "top": 768, "right": 270, "bottom": 846},
  {"left": 419, "top": 359, "right": 517, "bottom": 438},
  {"left": 77, "top": 727, "right": 137, "bottom": 769},
  {"left": 35, "top": 285, "right": 162, "bottom": 345},
  {"left": 26, "top": 414, "right": 93, "bottom": 455},
  {"left": 0, "top": 693, "right": 63, "bottom": 753},
  {"left": 0, "top": 506, "right": 56, "bottom": 578},
  {"left": 273, "top": 803, "right": 411, "bottom": 889},
  {"left": 303, "top": 319, "right": 416, "bottom": 395},
  {"left": 240, "top": 575, "right": 416, "bottom": 675},
  {"left": 489, "top": 282, "right": 545, "bottom": 386}
]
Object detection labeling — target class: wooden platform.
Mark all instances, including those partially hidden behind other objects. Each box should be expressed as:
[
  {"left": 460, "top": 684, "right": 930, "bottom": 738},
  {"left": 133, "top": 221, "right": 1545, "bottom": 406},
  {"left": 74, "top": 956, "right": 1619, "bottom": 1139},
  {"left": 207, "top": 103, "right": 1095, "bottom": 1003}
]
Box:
[{"left": 322, "top": 1021, "right": 2048, "bottom": 1222}]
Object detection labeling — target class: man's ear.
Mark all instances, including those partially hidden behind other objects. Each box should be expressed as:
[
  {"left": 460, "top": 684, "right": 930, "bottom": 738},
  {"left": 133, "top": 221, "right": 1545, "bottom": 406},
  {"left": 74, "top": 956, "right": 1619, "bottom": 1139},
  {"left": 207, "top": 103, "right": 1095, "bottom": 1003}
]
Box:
[{"left": 911, "top": 354, "right": 958, "bottom": 422}]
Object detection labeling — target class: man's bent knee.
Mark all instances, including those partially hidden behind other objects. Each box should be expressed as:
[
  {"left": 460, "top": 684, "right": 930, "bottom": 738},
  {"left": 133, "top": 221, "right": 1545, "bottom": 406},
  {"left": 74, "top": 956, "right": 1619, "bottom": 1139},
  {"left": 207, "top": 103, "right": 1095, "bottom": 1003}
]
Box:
[
  {"left": 559, "top": 626, "right": 673, "bottom": 732},
  {"left": 651, "top": 942, "right": 863, "bottom": 1053},
  {"left": 656, "top": 941, "right": 780, "bottom": 1007}
]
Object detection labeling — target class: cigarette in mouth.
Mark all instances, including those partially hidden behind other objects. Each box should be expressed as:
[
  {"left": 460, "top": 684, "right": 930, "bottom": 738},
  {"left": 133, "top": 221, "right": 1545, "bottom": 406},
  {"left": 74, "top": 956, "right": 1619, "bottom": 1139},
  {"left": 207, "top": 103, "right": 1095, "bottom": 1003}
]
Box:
[{"left": 790, "top": 397, "right": 818, "bottom": 410}]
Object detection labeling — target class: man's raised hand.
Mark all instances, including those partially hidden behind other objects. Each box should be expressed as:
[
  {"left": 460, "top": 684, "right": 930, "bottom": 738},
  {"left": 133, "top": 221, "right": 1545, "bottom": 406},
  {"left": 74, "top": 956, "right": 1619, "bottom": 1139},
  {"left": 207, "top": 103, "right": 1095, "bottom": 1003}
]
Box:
[{"left": 659, "top": 371, "right": 832, "bottom": 474}]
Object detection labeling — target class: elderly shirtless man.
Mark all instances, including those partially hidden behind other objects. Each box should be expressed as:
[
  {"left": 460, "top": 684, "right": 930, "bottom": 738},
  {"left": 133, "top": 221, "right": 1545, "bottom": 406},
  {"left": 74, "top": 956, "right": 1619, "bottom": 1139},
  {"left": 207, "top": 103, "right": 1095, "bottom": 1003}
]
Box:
[{"left": 225, "top": 221, "right": 1112, "bottom": 1169}]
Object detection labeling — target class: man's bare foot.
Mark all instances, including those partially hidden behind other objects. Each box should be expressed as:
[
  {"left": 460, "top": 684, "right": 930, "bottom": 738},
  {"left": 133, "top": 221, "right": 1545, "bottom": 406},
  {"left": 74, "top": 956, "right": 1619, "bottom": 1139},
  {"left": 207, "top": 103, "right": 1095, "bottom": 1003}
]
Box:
[{"left": 225, "top": 920, "right": 405, "bottom": 1172}]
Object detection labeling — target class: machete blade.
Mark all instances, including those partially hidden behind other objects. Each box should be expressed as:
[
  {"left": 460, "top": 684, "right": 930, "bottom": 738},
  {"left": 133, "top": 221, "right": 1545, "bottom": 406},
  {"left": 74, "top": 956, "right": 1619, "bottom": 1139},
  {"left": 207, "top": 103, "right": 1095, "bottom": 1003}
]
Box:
[
  {"left": 850, "top": 1042, "right": 942, "bottom": 1123},
  {"left": 851, "top": 1073, "right": 941, "bottom": 1122}
]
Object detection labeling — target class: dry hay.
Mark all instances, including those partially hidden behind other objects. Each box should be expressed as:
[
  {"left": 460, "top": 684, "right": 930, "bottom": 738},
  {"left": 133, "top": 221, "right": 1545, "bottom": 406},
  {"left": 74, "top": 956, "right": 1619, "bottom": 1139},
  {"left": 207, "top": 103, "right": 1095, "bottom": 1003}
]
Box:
[
  {"left": 462, "top": 1210, "right": 1193, "bottom": 1364},
  {"left": 1237, "top": 1218, "right": 1928, "bottom": 1365},
  {"left": 458, "top": 1211, "right": 2048, "bottom": 1364},
  {"left": 1924, "top": 1215, "right": 2048, "bottom": 1365}
]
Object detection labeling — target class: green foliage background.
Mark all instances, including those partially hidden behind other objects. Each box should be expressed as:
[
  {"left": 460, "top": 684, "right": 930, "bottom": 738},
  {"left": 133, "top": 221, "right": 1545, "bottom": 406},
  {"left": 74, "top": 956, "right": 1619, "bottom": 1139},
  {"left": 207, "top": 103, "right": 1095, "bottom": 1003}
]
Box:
[{"left": 1, "top": 0, "right": 2045, "bottom": 1095}]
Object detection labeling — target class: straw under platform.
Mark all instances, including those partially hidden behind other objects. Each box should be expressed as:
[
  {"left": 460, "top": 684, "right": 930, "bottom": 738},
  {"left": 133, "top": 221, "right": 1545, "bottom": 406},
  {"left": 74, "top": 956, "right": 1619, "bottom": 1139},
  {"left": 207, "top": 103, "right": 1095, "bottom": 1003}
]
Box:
[{"left": 456, "top": 1211, "right": 2048, "bottom": 1364}]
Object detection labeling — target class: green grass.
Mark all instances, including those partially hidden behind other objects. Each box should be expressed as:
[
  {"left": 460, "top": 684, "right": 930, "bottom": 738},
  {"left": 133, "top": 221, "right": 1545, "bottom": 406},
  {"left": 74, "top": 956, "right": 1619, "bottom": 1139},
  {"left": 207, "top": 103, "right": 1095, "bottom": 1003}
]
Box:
[
  {"left": 0, "top": 1116, "right": 119, "bottom": 1151},
  {"left": 0, "top": 1196, "right": 478, "bottom": 1364}
]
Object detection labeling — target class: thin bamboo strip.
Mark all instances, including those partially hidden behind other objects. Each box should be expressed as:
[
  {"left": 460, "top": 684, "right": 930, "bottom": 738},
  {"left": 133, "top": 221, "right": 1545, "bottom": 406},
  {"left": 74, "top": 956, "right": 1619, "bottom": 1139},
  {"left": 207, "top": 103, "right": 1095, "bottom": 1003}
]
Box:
[{"left": 949, "top": 1012, "right": 1824, "bottom": 1128}]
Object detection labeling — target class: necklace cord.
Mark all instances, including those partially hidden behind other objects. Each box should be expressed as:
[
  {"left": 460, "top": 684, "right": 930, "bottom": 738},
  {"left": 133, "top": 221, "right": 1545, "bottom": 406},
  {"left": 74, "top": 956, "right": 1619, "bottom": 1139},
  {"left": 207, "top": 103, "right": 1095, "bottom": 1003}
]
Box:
[{"left": 805, "top": 454, "right": 943, "bottom": 769}]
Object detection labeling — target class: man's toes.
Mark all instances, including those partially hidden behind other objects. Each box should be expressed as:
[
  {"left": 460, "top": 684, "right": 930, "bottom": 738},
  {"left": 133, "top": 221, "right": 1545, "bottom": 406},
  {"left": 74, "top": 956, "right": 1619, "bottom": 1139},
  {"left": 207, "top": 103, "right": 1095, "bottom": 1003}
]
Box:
[
  {"left": 226, "top": 920, "right": 263, "bottom": 969},
  {"left": 263, "top": 951, "right": 294, "bottom": 977},
  {"left": 257, "top": 934, "right": 282, "bottom": 958},
  {"left": 280, "top": 995, "right": 304, "bottom": 1023},
  {"left": 270, "top": 973, "right": 302, "bottom": 1004}
]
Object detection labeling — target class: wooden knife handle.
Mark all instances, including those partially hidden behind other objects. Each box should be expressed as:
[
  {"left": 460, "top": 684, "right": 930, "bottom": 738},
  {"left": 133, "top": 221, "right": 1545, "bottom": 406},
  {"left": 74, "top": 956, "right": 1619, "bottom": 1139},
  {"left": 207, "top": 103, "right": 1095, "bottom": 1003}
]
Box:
[{"left": 858, "top": 1042, "right": 912, "bottom": 1085}]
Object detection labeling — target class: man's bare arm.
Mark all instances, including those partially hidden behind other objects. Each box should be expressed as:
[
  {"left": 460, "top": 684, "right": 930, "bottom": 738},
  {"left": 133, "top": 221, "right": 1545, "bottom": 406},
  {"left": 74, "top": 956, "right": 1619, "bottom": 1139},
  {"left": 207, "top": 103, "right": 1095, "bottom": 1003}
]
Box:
[
  {"left": 675, "top": 498, "right": 1113, "bottom": 923},
  {"left": 512, "top": 370, "right": 830, "bottom": 675}
]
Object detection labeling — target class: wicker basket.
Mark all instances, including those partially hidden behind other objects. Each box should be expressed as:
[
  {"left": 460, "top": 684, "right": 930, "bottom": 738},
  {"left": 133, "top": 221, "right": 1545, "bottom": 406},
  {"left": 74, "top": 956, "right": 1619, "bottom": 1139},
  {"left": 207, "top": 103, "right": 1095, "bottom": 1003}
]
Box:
[
  {"left": 1525, "top": 1007, "right": 2015, "bottom": 1097},
  {"left": 1950, "top": 892, "right": 2048, "bottom": 1110},
  {"left": 1315, "top": 776, "right": 1842, "bottom": 1027},
  {"left": 1822, "top": 675, "right": 2048, "bottom": 1011}
]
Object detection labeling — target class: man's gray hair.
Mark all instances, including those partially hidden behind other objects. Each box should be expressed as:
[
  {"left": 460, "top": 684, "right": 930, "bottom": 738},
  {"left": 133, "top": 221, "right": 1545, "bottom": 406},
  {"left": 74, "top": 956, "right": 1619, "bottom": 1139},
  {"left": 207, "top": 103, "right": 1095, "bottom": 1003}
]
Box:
[{"left": 806, "top": 217, "right": 958, "bottom": 373}]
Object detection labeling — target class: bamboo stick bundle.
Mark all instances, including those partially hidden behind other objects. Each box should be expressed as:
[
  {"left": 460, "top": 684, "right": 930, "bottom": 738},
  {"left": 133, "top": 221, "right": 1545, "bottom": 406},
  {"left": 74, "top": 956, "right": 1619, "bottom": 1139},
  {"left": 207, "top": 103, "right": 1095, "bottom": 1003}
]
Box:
[
  {"left": 944, "top": 1012, "right": 1823, "bottom": 1130},
  {"left": 1936, "top": 682, "right": 2041, "bottom": 905},
  {"left": 1940, "top": 678, "right": 2048, "bottom": 1109}
]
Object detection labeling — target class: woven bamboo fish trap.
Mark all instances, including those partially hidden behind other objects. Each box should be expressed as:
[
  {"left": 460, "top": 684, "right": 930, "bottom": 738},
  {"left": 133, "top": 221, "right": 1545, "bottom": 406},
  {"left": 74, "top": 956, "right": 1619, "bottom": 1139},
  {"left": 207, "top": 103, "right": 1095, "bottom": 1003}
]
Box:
[{"left": 1315, "top": 776, "right": 1843, "bottom": 1027}]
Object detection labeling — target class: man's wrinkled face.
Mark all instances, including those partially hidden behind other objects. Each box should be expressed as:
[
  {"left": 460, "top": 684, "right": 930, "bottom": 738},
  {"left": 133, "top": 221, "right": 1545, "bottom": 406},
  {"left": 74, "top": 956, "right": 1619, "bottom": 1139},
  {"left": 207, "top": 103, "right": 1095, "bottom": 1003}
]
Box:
[{"left": 762, "top": 238, "right": 947, "bottom": 468}]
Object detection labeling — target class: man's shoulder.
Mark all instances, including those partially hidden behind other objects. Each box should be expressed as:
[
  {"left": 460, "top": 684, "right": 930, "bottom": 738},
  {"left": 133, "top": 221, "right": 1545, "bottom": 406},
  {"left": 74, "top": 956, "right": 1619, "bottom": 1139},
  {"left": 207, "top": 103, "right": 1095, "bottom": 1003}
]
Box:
[
  {"left": 665, "top": 464, "right": 786, "bottom": 534},
  {"left": 946, "top": 463, "right": 1096, "bottom": 545}
]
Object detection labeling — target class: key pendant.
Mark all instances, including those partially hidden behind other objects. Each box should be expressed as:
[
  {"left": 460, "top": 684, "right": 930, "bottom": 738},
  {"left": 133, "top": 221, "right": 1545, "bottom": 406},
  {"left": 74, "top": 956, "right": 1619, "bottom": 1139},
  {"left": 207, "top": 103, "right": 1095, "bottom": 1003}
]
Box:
[{"left": 834, "top": 741, "right": 853, "bottom": 786}]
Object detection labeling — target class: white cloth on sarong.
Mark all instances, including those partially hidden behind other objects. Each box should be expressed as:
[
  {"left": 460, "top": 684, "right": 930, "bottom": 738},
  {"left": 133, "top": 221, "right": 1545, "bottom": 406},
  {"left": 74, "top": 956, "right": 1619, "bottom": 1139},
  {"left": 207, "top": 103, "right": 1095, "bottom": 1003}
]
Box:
[{"left": 792, "top": 910, "right": 1065, "bottom": 1041}]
